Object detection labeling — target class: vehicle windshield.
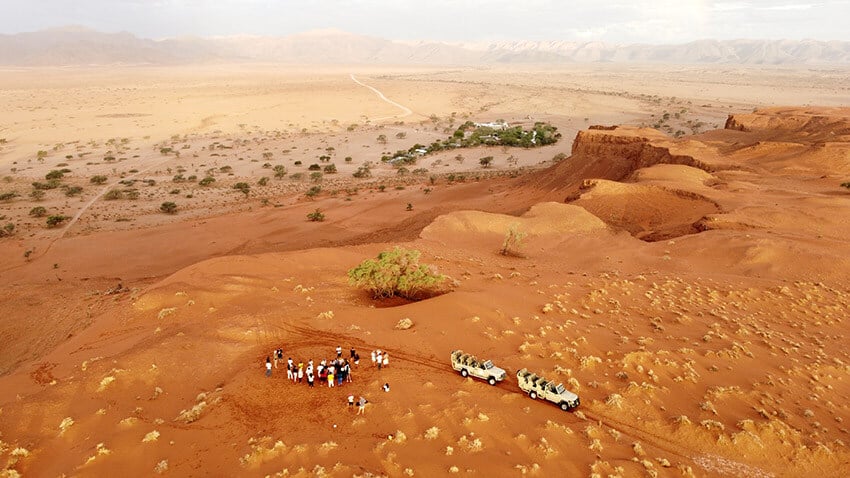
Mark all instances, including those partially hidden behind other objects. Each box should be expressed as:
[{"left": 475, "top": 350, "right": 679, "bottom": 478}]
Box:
[
  {"left": 483, "top": 360, "right": 493, "bottom": 369},
  {"left": 555, "top": 384, "right": 565, "bottom": 394}
]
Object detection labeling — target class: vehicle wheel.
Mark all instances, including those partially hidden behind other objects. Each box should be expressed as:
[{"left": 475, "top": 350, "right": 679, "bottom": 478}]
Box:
[
  {"left": 460, "top": 369, "right": 468, "bottom": 378},
  {"left": 560, "top": 402, "right": 569, "bottom": 411},
  {"left": 529, "top": 391, "right": 537, "bottom": 400},
  {"left": 487, "top": 377, "right": 496, "bottom": 386}
]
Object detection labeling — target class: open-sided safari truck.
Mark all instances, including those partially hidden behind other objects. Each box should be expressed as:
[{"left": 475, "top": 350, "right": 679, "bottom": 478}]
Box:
[
  {"left": 450, "top": 350, "right": 507, "bottom": 385},
  {"left": 517, "top": 368, "right": 580, "bottom": 411}
]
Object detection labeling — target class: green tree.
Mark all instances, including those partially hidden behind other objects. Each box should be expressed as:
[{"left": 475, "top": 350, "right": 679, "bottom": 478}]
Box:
[
  {"left": 479, "top": 156, "right": 494, "bottom": 168},
  {"left": 160, "top": 202, "right": 178, "bottom": 214},
  {"left": 348, "top": 247, "right": 448, "bottom": 300},
  {"left": 273, "top": 165, "right": 287, "bottom": 179}
]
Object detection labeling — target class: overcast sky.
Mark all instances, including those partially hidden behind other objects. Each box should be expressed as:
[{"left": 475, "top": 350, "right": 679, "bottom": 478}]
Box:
[{"left": 2, "top": 0, "right": 848, "bottom": 43}]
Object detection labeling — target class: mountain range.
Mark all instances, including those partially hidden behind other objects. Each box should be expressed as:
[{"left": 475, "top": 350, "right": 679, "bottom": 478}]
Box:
[{"left": 1, "top": 27, "right": 848, "bottom": 66}]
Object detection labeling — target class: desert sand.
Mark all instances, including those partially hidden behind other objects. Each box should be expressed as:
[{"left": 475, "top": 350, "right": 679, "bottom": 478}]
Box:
[{"left": 1, "top": 65, "right": 850, "bottom": 477}]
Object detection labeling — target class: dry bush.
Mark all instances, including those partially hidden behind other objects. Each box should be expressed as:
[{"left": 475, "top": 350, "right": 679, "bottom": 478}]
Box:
[{"left": 58, "top": 417, "right": 74, "bottom": 436}]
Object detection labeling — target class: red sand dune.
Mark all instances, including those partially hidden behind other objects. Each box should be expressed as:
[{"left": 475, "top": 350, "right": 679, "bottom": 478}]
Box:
[{"left": 2, "top": 108, "right": 850, "bottom": 477}]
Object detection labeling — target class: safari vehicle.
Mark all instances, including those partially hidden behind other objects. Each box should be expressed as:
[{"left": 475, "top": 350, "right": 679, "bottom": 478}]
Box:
[
  {"left": 517, "top": 368, "right": 580, "bottom": 411},
  {"left": 450, "top": 350, "right": 507, "bottom": 385}
]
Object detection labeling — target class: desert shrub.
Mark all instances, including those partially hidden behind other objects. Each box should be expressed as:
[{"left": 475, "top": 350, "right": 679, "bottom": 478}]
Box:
[
  {"left": 125, "top": 189, "right": 140, "bottom": 200},
  {"left": 64, "top": 186, "right": 83, "bottom": 197},
  {"left": 273, "top": 165, "right": 287, "bottom": 179},
  {"left": 90, "top": 175, "right": 108, "bottom": 185},
  {"left": 479, "top": 156, "right": 494, "bottom": 168},
  {"left": 160, "top": 202, "right": 178, "bottom": 214},
  {"left": 841, "top": 182, "right": 850, "bottom": 190},
  {"left": 347, "top": 247, "right": 448, "bottom": 300},
  {"left": 0, "top": 223, "right": 14, "bottom": 237},
  {"left": 344, "top": 156, "right": 353, "bottom": 163},
  {"left": 500, "top": 224, "right": 526, "bottom": 257},
  {"left": 233, "top": 182, "right": 250, "bottom": 196},
  {"left": 198, "top": 176, "right": 215, "bottom": 187},
  {"left": 552, "top": 152, "right": 568, "bottom": 162},
  {"left": 294, "top": 161, "right": 302, "bottom": 166},
  {"left": 219, "top": 165, "right": 232, "bottom": 173},
  {"left": 45, "top": 170, "right": 64, "bottom": 180},
  {"left": 353, "top": 165, "right": 372, "bottom": 178},
  {"left": 307, "top": 209, "right": 325, "bottom": 222},
  {"left": 0, "top": 191, "right": 18, "bottom": 201},
  {"left": 310, "top": 172, "right": 323, "bottom": 183},
  {"left": 306, "top": 185, "right": 322, "bottom": 198},
  {"left": 257, "top": 177, "right": 269, "bottom": 186},
  {"left": 104, "top": 189, "right": 123, "bottom": 200},
  {"left": 308, "top": 163, "right": 321, "bottom": 171},
  {"left": 324, "top": 163, "right": 337, "bottom": 174},
  {"left": 29, "top": 206, "right": 47, "bottom": 217},
  {"left": 32, "top": 180, "right": 60, "bottom": 190},
  {"left": 46, "top": 215, "right": 68, "bottom": 228},
  {"left": 30, "top": 190, "right": 45, "bottom": 201}
]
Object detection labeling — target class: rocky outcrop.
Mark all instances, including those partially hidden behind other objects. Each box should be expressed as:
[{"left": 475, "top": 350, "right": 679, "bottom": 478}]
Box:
[{"left": 724, "top": 109, "right": 850, "bottom": 141}]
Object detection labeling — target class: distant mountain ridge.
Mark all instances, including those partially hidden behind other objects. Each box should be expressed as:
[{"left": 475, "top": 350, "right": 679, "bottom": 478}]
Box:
[{"left": 1, "top": 28, "right": 848, "bottom": 66}]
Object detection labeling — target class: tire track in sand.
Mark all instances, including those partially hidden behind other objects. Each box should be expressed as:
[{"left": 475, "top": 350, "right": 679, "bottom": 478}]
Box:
[{"left": 350, "top": 73, "right": 413, "bottom": 121}]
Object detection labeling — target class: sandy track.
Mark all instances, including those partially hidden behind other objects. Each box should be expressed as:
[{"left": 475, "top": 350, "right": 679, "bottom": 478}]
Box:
[{"left": 350, "top": 73, "right": 413, "bottom": 120}]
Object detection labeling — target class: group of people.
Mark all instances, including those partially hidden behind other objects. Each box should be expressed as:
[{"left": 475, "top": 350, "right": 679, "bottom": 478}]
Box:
[
  {"left": 263, "top": 345, "right": 393, "bottom": 416},
  {"left": 370, "top": 349, "right": 389, "bottom": 369}
]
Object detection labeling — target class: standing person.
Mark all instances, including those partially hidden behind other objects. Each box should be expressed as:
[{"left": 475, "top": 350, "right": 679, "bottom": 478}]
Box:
[
  {"left": 382, "top": 383, "right": 390, "bottom": 392},
  {"left": 357, "top": 396, "right": 367, "bottom": 415},
  {"left": 336, "top": 346, "right": 342, "bottom": 358},
  {"left": 307, "top": 367, "right": 315, "bottom": 387},
  {"left": 327, "top": 368, "right": 335, "bottom": 388},
  {"left": 383, "top": 352, "right": 389, "bottom": 369},
  {"left": 371, "top": 350, "right": 376, "bottom": 365},
  {"left": 376, "top": 350, "right": 383, "bottom": 370},
  {"left": 347, "top": 394, "right": 355, "bottom": 409},
  {"left": 297, "top": 361, "right": 304, "bottom": 383},
  {"left": 265, "top": 357, "right": 272, "bottom": 377},
  {"left": 354, "top": 351, "right": 360, "bottom": 365},
  {"left": 338, "top": 363, "right": 345, "bottom": 386},
  {"left": 273, "top": 350, "right": 279, "bottom": 369},
  {"left": 286, "top": 358, "right": 294, "bottom": 380},
  {"left": 350, "top": 347, "right": 356, "bottom": 359},
  {"left": 345, "top": 361, "right": 353, "bottom": 383}
]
